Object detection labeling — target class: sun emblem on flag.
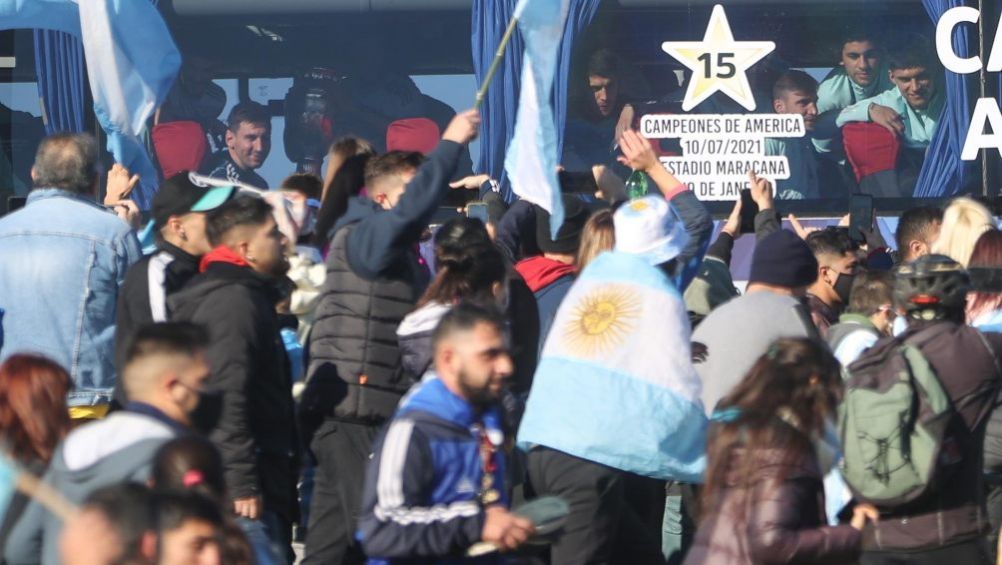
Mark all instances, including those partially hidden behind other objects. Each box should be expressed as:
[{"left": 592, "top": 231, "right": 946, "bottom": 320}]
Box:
[{"left": 563, "top": 285, "right": 642, "bottom": 355}]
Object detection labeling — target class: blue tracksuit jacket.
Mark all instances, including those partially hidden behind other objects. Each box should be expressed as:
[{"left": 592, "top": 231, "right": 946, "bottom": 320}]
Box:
[{"left": 357, "top": 375, "right": 508, "bottom": 564}]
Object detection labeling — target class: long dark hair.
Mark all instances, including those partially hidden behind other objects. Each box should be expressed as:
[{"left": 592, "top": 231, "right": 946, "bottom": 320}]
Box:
[
  {"left": 312, "top": 153, "right": 372, "bottom": 247},
  {"left": 701, "top": 338, "right": 842, "bottom": 511},
  {"left": 418, "top": 218, "right": 506, "bottom": 308}
]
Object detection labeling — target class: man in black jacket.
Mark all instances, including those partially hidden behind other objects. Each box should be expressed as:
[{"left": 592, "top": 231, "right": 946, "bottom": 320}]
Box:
[
  {"left": 169, "top": 195, "right": 298, "bottom": 559},
  {"left": 113, "top": 172, "right": 235, "bottom": 405},
  {"left": 301, "top": 109, "right": 480, "bottom": 564}
]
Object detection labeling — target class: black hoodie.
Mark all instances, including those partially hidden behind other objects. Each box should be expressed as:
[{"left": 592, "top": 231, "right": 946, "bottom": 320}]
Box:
[{"left": 168, "top": 260, "right": 299, "bottom": 521}]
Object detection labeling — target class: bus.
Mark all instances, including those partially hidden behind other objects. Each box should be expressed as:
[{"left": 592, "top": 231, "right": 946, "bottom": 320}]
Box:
[{"left": 0, "top": 0, "right": 995, "bottom": 224}]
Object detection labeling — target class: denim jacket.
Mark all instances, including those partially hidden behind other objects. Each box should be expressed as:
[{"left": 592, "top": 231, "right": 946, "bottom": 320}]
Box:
[{"left": 0, "top": 189, "right": 142, "bottom": 406}]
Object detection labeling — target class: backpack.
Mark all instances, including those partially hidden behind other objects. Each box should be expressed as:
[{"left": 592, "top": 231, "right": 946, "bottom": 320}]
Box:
[{"left": 837, "top": 324, "right": 959, "bottom": 507}]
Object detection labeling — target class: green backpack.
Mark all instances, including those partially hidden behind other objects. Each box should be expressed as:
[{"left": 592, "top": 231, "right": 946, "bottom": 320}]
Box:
[{"left": 837, "top": 325, "right": 958, "bottom": 507}]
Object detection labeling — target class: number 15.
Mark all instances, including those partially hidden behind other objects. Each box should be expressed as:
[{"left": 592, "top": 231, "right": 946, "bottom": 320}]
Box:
[{"left": 698, "top": 52, "right": 736, "bottom": 79}]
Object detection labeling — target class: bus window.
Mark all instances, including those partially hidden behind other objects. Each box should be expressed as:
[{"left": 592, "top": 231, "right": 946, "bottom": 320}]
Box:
[
  {"left": 0, "top": 82, "right": 43, "bottom": 197},
  {"left": 563, "top": 2, "right": 980, "bottom": 215}
]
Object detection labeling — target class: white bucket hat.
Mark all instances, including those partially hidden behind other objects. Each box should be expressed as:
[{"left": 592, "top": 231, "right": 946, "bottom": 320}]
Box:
[{"left": 613, "top": 196, "right": 689, "bottom": 265}]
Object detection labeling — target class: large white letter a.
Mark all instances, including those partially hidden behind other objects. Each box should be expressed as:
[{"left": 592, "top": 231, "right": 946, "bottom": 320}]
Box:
[{"left": 962, "top": 98, "right": 1002, "bottom": 161}]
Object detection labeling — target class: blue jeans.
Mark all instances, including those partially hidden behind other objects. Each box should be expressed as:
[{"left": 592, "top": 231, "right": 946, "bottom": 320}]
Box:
[{"left": 237, "top": 511, "right": 290, "bottom": 565}]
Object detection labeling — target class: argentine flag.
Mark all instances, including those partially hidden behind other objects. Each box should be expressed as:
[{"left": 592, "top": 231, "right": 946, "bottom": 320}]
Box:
[
  {"left": 504, "top": 0, "right": 569, "bottom": 238},
  {"left": 517, "top": 251, "right": 707, "bottom": 482},
  {"left": 0, "top": 0, "right": 180, "bottom": 209}
]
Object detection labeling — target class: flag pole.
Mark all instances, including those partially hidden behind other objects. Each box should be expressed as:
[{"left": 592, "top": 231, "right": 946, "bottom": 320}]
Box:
[{"left": 474, "top": 15, "right": 520, "bottom": 110}]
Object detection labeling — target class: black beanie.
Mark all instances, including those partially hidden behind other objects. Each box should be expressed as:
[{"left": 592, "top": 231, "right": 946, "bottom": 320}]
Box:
[
  {"left": 749, "top": 229, "right": 818, "bottom": 288},
  {"left": 535, "top": 195, "right": 590, "bottom": 255}
]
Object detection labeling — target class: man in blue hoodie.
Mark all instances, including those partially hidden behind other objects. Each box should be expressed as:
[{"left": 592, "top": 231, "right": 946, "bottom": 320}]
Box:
[
  {"left": 358, "top": 302, "right": 534, "bottom": 562},
  {"left": 301, "top": 109, "right": 480, "bottom": 564}
]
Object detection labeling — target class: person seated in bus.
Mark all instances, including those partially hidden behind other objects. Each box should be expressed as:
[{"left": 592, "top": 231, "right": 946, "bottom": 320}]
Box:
[
  {"left": 835, "top": 35, "right": 943, "bottom": 196},
  {"left": 562, "top": 49, "right": 633, "bottom": 171},
  {"left": 765, "top": 70, "right": 820, "bottom": 200},
  {"left": 812, "top": 28, "right": 892, "bottom": 157},
  {"left": 157, "top": 53, "right": 228, "bottom": 147},
  {"left": 200, "top": 101, "right": 271, "bottom": 189},
  {"left": 835, "top": 36, "right": 942, "bottom": 150}
]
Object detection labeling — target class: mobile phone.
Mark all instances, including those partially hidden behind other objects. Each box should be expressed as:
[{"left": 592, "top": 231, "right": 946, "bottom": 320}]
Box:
[
  {"left": 6, "top": 196, "right": 25, "bottom": 214},
  {"left": 848, "top": 193, "right": 874, "bottom": 244},
  {"left": 558, "top": 170, "right": 599, "bottom": 195},
  {"left": 466, "top": 202, "right": 489, "bottom": 224},
  {"left": 739, "top": 189, "right": 759, "bottom": 234}
]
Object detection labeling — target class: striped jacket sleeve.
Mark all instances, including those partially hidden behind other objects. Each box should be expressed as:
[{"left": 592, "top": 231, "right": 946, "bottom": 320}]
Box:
[{"left": 358, "top": 418, "right": 486, "bottom": 558}]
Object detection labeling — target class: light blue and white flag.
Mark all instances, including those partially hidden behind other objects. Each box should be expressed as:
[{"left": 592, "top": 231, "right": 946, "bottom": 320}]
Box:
[
  {"left": 517, "top": 251, "right": 708, "bottom": 482},
  {"left": 0, "top": 0, "right": 180, "bottom": 209},
  {"left": 503, "top": 0, "right": 569, "bottom": 239}
]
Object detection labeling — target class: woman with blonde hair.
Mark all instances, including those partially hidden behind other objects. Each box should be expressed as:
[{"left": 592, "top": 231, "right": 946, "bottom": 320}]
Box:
[
  {"left": 931, "top": 197, "right": 995, "bottom": 266},
  {"left": 576, "top": 208, "right": 616, "bottom": 270}
]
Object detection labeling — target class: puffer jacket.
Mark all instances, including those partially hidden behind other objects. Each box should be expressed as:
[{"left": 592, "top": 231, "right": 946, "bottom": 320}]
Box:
[{"left": 684, "top": 440, "right": 861, "bottom": 565}]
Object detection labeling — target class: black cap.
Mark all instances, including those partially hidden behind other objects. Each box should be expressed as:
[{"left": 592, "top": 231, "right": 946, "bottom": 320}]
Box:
[
  {"left": 535, "top": 195, "right": 590, "bottom": 255},
  {"left": 151, "top": 172, "right": 237, "bottom": 230},
  {"left": 749, "top": 229, "right": 818, "bottom": 288}
]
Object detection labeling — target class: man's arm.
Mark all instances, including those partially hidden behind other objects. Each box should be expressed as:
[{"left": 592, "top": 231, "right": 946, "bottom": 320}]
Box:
[
  {"left": 358, "top": 419, "right": 484, "bottom": 557},
  {"left": 618, "top": 130, "right": 713, "bottom": 291},
  {"left": 346, "top": 110, "right": 479, "bottom": 280},
  {"left": 836, "top": 89, "right": 903, "bottom": 137}
]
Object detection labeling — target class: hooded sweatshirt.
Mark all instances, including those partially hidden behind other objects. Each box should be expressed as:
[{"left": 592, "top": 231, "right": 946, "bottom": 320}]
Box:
[
  {"left": 4, "top": 411, "right": 177, "bottom": 565},
  {"left": 396, "top": 301, "right": 453, "bottom": 380},
  {"left": 515, "top": 256, "right": 576, "bottom": 348}
]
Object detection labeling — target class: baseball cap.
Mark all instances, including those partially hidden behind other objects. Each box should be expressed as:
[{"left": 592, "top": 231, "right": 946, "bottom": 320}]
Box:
[
  {"left": 613, "top": 196, "right": 688, "bottom": 265},
  {"left": 152, "top": 172, "right": 237, "bottom": 230}
]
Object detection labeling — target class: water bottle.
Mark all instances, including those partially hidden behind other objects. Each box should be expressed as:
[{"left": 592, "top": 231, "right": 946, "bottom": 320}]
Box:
[{"left": 625, "top": 170, "right": 649, "bottom": 200}]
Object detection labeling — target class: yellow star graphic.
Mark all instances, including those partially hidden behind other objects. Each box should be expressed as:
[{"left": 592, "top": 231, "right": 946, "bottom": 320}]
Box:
[{"left": 661, "top": 4, "right": 775, "bottom": 112}]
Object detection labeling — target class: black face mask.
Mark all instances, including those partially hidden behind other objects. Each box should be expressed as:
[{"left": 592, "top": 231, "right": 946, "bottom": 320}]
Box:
[
  {"left": 189, "top": 389, "right": 223, "bottom": 434},
  {"left": 833, "top": 272, "right": 855, "bottom": 305}
]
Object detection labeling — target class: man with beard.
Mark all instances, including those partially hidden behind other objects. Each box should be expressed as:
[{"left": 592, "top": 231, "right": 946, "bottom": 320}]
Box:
[
  {"left": 357, "top": 302, "right": 535, "bottom": 562},
  {"left": 766, "top": 70, "right": 822, "bottom": 200},
  {"left": 169, "top": 195, "right": 298, "bottom": 560},
  {"left": 202, "top": 102, "right": 271, "bottom": 189}
]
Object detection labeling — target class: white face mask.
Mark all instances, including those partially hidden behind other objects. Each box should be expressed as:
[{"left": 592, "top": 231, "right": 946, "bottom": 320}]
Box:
[{"left": 892, "top": 314, "right": 908, "bottom": 337}]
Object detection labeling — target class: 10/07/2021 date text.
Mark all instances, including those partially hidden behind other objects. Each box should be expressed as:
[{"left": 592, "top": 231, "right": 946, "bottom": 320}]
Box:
[{"left": 680, "top": 138, "right": 763, "bottom": 156}]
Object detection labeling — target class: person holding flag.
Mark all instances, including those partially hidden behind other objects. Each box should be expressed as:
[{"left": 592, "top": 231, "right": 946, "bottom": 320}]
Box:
[{"left": 518, "top": 194, "right": 708, "bottom": 564}]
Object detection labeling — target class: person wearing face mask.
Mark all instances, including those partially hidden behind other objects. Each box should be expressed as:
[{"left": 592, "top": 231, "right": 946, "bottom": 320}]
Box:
[
  {"left": 805, "top": 228, "right": 860, "bottom": 337},
  {"left": 5, "top": 323, "right": 214, "bottom": 565},
  {"left": 168, "top": 195, "right": 298, "bottom": 562},
  {"left": 113, "top": 173, "right": 236, "bottom": 408},
  {"left": 827, "top": 270, "right": 897, "bottom": 366},
  {"left": 684, "top": 338, "right": 876, "bottom": 565}
]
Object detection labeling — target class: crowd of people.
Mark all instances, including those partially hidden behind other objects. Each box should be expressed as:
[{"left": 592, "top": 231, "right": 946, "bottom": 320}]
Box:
[{"left": 0, "top": 24, "right": 1000, "bottom": 565}]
